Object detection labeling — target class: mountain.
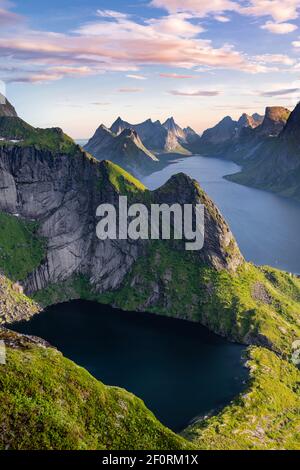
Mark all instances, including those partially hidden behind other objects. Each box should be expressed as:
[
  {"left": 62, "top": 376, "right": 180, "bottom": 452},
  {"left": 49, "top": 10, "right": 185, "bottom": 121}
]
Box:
[
  {"left": 109, "top": 116, "right": 191, "bottom": 154},
  {"left": 0, "top": 93, "right": 17, "bottom": 117},
  {"left": 1, "top": 101, "right": 300, "bottom": 450},
  {"left": 1, "top": 119, "right": 299, "bottom": 354},
  {"left": 227, "top": 103, "right": 300, "bottom": 200},
  {"left": 84, "top": 124, "right": 158, "bottom": 177},
  {"left": 255, "top": 106, "right": 290, "bottom": 137}
]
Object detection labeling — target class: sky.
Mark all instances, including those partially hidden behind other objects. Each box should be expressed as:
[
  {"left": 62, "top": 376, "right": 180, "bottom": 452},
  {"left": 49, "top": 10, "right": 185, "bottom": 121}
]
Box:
[{"left": 1, "top": 0, "right": 300, "bottom": 138}]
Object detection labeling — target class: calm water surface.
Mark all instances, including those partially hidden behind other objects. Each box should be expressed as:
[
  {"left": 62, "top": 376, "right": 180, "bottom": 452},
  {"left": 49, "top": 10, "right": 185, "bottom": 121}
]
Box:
[
  {"left": 142, "top": 156, "right": 300, "bottom": 273},
  {"left": 11, "top": 300, "right": 247, "bottom": 432}
]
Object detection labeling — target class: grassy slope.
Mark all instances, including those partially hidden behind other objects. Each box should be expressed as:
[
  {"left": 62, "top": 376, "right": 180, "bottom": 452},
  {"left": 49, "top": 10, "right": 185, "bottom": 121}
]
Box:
[
  {"left": 0, "top": 212, "right": 46, "bottom": 282},
  {"left": 0, "top": 342, "right": 191, "bottom": 450},
  {"left": 183, "top": 347, "right": 300, "bottom": 450},
  {"left": 0, "top": 116, "right": 78, "bottom": 154}
]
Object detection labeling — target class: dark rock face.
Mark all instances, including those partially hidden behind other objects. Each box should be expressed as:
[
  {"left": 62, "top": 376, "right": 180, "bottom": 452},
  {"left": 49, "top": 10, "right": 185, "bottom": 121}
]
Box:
[
  {"left": 201, "top": 116, "right": 237, "bottom": 145},
  {"left": 0, "top": 94, "right": 17, "bottom": 118},
  {"left": 225, "top": 103, "right": 300, "bottom": 200},
  {"left": 255, "top": 106, "right": 290, "bottom": 137},
  {"left": 0, "top": 145, "right": 243, "bottom": 294}
]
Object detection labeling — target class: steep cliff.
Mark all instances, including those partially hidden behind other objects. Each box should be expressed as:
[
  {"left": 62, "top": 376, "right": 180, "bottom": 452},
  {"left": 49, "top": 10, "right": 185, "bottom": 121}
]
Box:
[{"left": 227, "top": 103, "right": 300, "bottom": 200}]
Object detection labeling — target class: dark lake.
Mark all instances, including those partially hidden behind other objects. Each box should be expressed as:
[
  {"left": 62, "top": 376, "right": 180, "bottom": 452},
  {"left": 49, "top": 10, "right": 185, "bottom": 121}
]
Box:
[
  {"left": 11, "top": 300, "right": 247, "bottom": 432},
  {"left": 142, "top": 155, "right": 300, "bottom": 274}
]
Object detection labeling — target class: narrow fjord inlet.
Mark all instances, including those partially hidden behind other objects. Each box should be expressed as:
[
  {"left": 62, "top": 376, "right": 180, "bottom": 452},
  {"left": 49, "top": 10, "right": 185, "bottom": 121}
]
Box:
[{"left": 11, "top": 300, "right": 247, "bottom": 432}]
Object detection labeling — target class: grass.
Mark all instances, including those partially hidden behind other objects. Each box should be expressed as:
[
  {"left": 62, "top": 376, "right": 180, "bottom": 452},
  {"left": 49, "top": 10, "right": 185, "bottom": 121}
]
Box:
[
  {"left": 0, "top": 342, "right": 192, "bottom": 450},
  {"left": 0, "top": 212, "right": 46, "bottom": 281},
  {"left": 0, "top": 116, "right": 78, "bottom": 154},
  {"left": 102, "top": 160, "right": 147, "bottom": 194},
  {"left": 183, "top": 347, "right": 300, "bottom": 450}
]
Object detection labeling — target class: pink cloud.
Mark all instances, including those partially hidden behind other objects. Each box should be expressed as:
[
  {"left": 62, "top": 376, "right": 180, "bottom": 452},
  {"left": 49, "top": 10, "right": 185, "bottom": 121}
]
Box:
[
  {"left": 118, "top": 88, "right": 144, "bottom": 93},
  {"left": 261, "top": 21, "right": 297, "bottom": 34},
  {"left": 159, "top": 73, "right": 195, "bottom": 79},
  {"left": 0, "top": 4, "right": 279, "bottom": 84},
  {"left": 151, "top": 0, "right": 300, "bottom": 23}
]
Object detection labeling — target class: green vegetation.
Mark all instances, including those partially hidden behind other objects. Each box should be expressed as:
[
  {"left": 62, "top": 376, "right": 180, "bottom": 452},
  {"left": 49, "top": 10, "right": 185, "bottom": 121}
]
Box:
[
  {"left": 183, "top": 347, "right": 300, "bottom": 450},
  {"left": 0, "top": 116, "right": 78, "bottom": 154},
  {"left": 32, "top": 274, "right": 91, "bottom": 307},
  {"left": 103, "top": 160, "right": 147, "bottom": 194},
  {"left": 0, "top": 212, "right": 46, "bottom": 281},
  {"left": 0, "top": 341, "right": 192, "bottom": 450},
  {"left": 0, "top": 273, "right": 39, "bottom": 324}
]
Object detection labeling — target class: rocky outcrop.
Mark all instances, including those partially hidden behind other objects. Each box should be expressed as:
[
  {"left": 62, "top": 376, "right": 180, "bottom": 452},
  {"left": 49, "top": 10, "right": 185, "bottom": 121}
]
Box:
[
  {"left": 0, "top": 143, "right": 243, "bottom": 295},
  {"left": 0, "top": 274, "right": 40, "bottom": 324},
  {"left": 226, "top": 103, "right": 300, "bottom": 200},
  {"left": 0, "top": 94, "right": 17, "bottom": 118},
  {"left": 255, "top": 106, "right": 290, "bottom": 137}
]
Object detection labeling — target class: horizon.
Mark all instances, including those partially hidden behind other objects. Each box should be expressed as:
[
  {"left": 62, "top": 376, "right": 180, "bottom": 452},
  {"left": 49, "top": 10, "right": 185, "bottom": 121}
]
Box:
[{"left": 1, "top": 0, "right": 300, "bottom": 138}]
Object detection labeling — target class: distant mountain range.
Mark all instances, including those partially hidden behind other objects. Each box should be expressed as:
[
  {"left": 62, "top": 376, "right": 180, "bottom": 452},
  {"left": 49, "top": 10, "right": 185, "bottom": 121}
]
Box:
[
  {"left": 190, "top": 105, "right": 300, "bottom": 201},
  {"left": 85, "top": 124, "right": 158, "bottom": 177},
  {"left": 85, "top": 117, "right": 199, "bottom": 177}
]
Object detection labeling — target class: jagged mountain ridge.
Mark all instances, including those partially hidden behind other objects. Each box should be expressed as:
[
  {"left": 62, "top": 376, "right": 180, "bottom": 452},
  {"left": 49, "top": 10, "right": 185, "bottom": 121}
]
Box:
[
  {"left": 227, "top": 102, "right": 300, "bottom": 200},
  {"left": 84, "top": 124, "right": 158, "bottom": 177},
  {"left": 0, "top": 94, "right": 17, "bottom": 118},
  {"left": 85, "top": 116, "right": 199, "bottom": 176},
  {"left": 109, "top": 116, "right": 197, "bottom": 152}
]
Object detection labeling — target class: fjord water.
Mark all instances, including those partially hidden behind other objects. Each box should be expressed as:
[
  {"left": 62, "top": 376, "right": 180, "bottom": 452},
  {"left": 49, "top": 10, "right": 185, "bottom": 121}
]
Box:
[
  {"left": 11, "top": 300, "right": 247, "bottom": 432},
  {"left": 142, "top": 156, "right": 300, "bottom": 274}
]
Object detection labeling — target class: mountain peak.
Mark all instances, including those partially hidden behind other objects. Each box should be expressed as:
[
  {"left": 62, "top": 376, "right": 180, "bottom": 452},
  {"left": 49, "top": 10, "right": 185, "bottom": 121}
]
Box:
[
  {"left": 281, "top": 101, "right": 300, "bottom": 139},
  {"left": 257, "top": 106, "right": 290, "bottom": 137},
  {"left": 0, "top": 93, "right": 18, "bottom": 118}
]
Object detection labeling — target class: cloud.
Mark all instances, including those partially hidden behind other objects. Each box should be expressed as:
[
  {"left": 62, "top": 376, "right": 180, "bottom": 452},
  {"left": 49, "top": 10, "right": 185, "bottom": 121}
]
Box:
[
  {"left": 96, "top": 9, "right": 129, "bottom": 19},
  {"left": 0, "top": 0, "right": 22, "bottom": 26},
  {"left": 261, "top": 21, "right": 297, "bottom": 34},
  {"left": 126, "top": 74, "right": 147, "bottom": 80},
  {"left": 118, "top": 87, "right": 144, "bottom": 93},
  {"left": 0, "top": 3, "right": 279, "bottom": 84},
  {"left": 150, "top": 0, "right": 238, "bottom": 17},
  {"left": 258, "top": 87, "right": 300, "bottom": 97},
  {"left": 214, "top": 15, "right": 231, "bottom": 22},
  {"left": 151, "top": 0, "right": 300, "bottom": 29},
  {"left": 241, "top": 0, "right": 299, "bottom": 23},
  {"left": 159, "top": 73, "right": 195, "bottom": 79},
  {"left": 254, "top": 54, "right": 296, "bottom": 65},
  {"left": 169, "top": 89, "right": 220, "bottom": 96}
]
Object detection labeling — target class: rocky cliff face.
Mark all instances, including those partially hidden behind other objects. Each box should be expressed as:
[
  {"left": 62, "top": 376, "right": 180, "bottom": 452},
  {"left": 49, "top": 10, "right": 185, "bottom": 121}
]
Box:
[
  {"left": 226, "top": 103, "right": 300, "bottom": 200},
  {"left": 0, "top": 94, "right": 17, "bottom": 118},
  {"left": 85, "top": 124, "right": 158, "bottom": 177},
  {"left": 109, "top": 116, "right": 189, "bottom": 154},
  {"left": 0, "top": 143, "right": 243, "bottom": 295},
  {"left": 255, "top": 106, "right": 290, "bottom": 137}
]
